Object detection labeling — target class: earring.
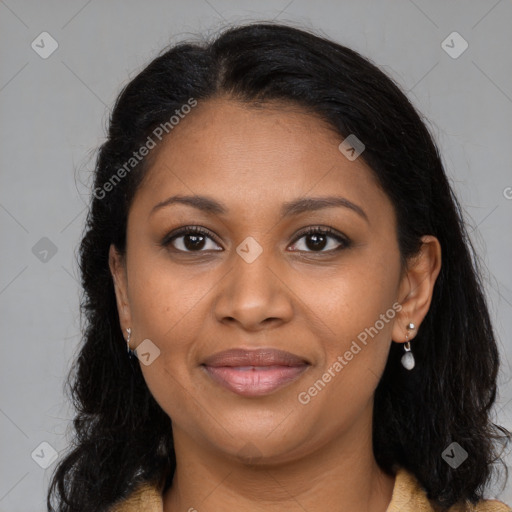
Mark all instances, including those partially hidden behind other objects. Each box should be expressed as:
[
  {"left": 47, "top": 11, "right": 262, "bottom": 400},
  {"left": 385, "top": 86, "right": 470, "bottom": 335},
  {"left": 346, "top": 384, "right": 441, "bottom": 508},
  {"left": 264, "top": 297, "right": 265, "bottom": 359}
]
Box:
[
  {"left": 126, "top": 328, "right": 135, "bottom": 358},
  {"left": 401, "top": 322, "right": 416, "bottom": 370}
]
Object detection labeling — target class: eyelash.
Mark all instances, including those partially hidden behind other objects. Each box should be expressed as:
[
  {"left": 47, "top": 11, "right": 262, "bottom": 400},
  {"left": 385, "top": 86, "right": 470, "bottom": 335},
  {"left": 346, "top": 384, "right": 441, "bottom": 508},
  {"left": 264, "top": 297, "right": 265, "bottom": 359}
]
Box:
[{"left": 161, "top": 225, "right": 351, "bottom": 254}]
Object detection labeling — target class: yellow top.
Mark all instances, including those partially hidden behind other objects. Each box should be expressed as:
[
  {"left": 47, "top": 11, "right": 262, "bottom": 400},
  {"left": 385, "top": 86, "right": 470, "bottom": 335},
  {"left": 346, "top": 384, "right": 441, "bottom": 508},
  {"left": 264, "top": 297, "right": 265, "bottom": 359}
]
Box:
[{"left": 109, "top": 466, "right": 511, "bottom": 512}]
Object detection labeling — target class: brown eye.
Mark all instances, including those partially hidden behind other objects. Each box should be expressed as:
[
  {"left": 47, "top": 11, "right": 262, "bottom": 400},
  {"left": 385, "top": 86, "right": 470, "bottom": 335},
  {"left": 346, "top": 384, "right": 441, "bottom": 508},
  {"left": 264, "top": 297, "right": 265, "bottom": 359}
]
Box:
[
  {"left": 162, "top": 226, "right": 222, "bottom": 252},
  {"left": 289, "top": 227, "right": 350, "bottom": 253}
]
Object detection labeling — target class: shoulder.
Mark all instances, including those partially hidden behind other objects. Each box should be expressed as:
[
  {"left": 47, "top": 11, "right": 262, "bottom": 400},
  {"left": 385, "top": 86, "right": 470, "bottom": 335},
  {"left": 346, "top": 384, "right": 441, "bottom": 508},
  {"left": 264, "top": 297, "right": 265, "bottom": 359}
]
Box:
[
  {"left": 388, "top": 466, "right": 511, "bottom": 512},
  {"left": 108, "top": 481, "right": 163, "bottom": 512},
  {"left": 447, "top": 499, "right": 512, "bottom": 512}
]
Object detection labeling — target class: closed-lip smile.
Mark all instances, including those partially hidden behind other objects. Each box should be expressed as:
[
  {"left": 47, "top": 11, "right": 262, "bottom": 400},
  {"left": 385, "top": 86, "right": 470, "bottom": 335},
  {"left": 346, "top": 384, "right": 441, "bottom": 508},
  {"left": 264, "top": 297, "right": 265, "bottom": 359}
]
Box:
[{"left": 201, "top": 348, "right": 311, "bottom": 397}]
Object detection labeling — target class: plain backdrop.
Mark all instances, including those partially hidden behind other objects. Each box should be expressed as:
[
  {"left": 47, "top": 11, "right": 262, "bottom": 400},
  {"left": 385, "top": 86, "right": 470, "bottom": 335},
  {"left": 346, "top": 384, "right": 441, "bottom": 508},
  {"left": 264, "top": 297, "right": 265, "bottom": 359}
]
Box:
[{"left": 1, "top": 0, "right": 511, "bottom": 509}]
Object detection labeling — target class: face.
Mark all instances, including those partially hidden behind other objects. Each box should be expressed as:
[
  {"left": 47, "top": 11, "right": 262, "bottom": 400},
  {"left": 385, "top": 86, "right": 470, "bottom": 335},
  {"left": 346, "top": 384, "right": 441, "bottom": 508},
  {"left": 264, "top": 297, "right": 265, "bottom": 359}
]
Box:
[{"left": 110, "top": 97, "right": 434, "bottom": 464}]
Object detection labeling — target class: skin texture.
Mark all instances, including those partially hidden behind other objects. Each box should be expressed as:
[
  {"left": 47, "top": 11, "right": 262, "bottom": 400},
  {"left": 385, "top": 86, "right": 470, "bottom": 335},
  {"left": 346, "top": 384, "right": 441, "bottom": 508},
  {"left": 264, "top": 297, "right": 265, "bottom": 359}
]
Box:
[{"left": 109, "top": 97, "right": 441, "bottom": 512}]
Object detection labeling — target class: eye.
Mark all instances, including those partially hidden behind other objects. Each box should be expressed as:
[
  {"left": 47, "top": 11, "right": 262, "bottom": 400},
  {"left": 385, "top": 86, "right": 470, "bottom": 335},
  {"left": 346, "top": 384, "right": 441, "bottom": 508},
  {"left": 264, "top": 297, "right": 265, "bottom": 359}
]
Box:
[
  {"left": 162, "top": 226, "right": 222, "bottom": 252},
  {"left": 162, "top": 225, "right": 351, "bottom": 254},
  {"left": 289, "top": 226, "right": 350, "bottom": 253}
]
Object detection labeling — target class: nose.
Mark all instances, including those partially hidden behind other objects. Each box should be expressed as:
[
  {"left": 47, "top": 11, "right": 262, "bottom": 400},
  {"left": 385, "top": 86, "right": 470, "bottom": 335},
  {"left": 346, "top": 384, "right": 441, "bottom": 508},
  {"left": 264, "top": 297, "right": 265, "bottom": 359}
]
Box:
[{"left": 213, "top": 245, "right": 294, "bottom": 332}]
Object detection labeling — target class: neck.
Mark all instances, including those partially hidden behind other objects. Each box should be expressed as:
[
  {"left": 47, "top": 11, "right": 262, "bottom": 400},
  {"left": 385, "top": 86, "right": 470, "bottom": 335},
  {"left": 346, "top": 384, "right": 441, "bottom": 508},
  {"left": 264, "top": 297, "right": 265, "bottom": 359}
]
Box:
[{"left": 163, "top": 402, "right": 395, "bottom": 512}]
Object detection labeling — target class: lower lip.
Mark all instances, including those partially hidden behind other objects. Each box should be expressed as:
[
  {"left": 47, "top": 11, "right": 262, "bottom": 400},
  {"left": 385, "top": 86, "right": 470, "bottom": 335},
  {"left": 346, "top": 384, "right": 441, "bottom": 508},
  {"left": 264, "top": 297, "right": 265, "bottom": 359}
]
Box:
[{"left": 202, "top": 365, "right": 309, "bottom": 397}]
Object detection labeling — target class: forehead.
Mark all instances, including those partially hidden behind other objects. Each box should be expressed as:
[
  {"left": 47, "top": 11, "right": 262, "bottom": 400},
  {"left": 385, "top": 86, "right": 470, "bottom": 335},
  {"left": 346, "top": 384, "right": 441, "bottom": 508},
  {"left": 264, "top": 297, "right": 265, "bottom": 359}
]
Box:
[{"left": 131, "top": 97, "right": 391, "bottom": 221}]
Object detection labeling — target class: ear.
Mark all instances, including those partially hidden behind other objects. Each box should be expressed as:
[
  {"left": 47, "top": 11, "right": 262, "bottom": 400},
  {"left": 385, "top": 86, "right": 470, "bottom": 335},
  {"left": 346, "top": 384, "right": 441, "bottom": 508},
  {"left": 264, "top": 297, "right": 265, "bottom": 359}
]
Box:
[
  {"left": 392, "top": 235, "right": 442, "bottom": 343},
  {"left": 108, "top": 244, "right": 132, "bottom": 335}
]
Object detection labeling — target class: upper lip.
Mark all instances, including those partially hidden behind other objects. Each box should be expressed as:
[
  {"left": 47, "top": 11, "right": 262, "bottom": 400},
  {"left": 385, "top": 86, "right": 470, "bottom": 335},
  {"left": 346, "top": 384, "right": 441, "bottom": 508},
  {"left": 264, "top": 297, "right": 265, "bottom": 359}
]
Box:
[{"left": 202, "top": 348, "right": 310, "bottom": 367}]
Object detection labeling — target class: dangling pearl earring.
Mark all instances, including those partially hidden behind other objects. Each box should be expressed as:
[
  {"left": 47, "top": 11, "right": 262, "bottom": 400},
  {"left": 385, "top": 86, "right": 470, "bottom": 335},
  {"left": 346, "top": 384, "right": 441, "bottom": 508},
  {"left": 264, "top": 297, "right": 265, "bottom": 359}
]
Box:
[{"left": 401, "top": 322, "right": 416, "bottom": 370}]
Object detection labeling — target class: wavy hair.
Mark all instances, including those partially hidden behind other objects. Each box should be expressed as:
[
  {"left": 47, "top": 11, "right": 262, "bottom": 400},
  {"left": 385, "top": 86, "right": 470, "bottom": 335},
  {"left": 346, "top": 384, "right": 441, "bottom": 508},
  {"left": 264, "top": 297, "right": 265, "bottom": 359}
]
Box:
[{"left": 47, "top": 22, "right": 510, "bottom": 511}]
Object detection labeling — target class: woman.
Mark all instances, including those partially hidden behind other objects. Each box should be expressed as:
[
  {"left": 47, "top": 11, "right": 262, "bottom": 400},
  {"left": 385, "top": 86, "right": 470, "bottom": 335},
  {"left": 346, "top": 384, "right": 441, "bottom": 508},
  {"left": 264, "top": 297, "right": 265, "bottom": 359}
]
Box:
[{"left": 47, "top": 22, "right": 511, "bottom": 512}]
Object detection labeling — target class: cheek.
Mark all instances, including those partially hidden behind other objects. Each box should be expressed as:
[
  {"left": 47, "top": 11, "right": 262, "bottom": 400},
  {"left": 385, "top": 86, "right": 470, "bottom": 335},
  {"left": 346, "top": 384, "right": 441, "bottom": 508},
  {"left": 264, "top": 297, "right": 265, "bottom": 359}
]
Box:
[
  {"left": 125, "top": 251, "right": 217, "bottom": 408},
  {"left": 127, "top": 258, "right": 207, "bottom": 426},
  {"left": 127, "top": 249, "right": 210, "bottom": 345},
  {"left": 304, "top": 251, "right": 400, "bottom": 347}
]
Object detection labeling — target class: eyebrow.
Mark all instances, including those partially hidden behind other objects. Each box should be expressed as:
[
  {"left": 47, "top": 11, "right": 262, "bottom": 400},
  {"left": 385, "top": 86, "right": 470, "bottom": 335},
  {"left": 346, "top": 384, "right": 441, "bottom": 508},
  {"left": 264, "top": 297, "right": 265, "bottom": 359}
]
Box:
[{"left": 150, "top": 194, "right": 368, "bottom": 222}]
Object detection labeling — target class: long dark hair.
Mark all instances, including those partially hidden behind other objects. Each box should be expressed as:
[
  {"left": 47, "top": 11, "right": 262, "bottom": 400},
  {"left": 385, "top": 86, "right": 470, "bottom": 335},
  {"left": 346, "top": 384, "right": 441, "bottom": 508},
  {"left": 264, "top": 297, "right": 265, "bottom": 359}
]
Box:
[{"left": 47, "top": 22, "right": 511, "bottom": 511}]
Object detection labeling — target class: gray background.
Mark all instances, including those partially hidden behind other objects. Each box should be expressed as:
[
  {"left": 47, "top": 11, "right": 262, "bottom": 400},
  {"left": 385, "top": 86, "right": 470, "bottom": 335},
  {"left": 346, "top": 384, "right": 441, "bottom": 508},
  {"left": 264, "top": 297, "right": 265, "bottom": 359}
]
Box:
[{"left": 1, "top": 0, "right": 511, "bottom": 509}]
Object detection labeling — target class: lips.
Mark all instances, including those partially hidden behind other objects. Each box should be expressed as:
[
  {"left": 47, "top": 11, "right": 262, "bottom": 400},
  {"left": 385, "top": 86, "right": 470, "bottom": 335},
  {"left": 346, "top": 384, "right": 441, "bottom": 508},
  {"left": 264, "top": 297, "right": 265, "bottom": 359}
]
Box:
[{"left": 201, "top": 348, "right": 310, "bottom": 397}]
